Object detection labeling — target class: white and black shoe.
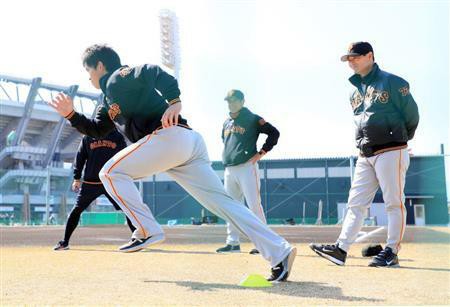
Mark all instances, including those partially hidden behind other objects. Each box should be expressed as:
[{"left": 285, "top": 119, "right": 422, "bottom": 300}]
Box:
[
  {"left": 368, "top": 247, "right": 399, "bottom": 267},
  {"left": 309, "top": 243, "right": 347, "bottom": 266},
  {"left": 267, "top": 247, "right": 297, "bottom": 282},
  {"left": 53, "top": 240, "right": 69, "bottom": 251},
  {"left": 119, "top": 233, "right": 165, "bottom": 253}
]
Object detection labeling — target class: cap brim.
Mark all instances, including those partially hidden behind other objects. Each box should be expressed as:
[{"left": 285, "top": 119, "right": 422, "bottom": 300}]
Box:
[{"left": 340, "top": 52, "right": 361, "bottom": 62}]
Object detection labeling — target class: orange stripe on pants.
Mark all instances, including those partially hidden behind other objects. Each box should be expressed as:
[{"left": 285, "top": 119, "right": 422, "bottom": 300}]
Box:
[
  {"left": 252, "top": 164, "right": 266, "bottom": 223},
  {"left": 397, "top": 150, "right": 405, "bottom": 251},
  {"left": 104, "top": 134, "right": 154, "bottom": 238}
]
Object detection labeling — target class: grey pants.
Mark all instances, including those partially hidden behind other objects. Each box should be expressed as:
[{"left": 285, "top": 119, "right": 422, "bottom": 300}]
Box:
[
  {"left": 99, "top": 126, "right": 291, "bottom": 266},
  {"left": 224, "top": 161, "right": 267, "bottom": 245},
  {"left": 337, "top": 148, "right": 410, "bottom": 254}
]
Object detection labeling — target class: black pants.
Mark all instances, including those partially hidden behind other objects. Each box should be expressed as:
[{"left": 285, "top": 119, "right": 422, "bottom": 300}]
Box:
[{"left": 63, "top": 183, "right": 135, "bottom": 243}]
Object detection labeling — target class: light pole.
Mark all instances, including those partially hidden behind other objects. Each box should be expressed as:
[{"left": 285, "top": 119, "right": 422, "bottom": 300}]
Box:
[{"left": 159, "top": 9, "right": 181, "bottom": 80}]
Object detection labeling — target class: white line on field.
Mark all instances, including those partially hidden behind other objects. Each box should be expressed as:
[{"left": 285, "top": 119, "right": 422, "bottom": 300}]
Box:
[{"left": 355, "top": 226, "right": 385, "bottom": 243}]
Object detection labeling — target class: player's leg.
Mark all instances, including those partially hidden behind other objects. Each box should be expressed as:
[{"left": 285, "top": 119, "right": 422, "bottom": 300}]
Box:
[
  {"left": 238, "top": 162, "right": 266, "bottom": 254},
  {"left": 369, "top": 148, "right": 410, "bottom": 267},
  {"left": 310, "top": 156, "right": 379, "bottom": 265},
  {"left": 98, "top": 126, "right": 202, "bottom": 252},
  {"left": 54, "top": 184, "right": 100, "bottom": 250},
  {"left": 239, "top": 161, "right": 266, "bottom": 223},
  {"left": 103, "top": 187, "right": 136, "bottom": 233},
  {"left": 217, "top": 166, "right": 244, "bottom": 253},
  {"left": 166, "top": 130, "right": 295, "bottom": 281}
]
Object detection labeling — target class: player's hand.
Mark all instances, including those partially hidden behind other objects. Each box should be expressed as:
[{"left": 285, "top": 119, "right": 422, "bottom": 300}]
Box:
[
  {"left": 48, "top": 93, "right": 74, "bottom": 118},
  {"left": 72, "top": 180, "right": 81, "bottom": 193},
  {"left": 161, "top": 102, "right": 182, "bottom": 128},
  {"left": 249, "top": 151, "right": 265, "bottom": 164}
]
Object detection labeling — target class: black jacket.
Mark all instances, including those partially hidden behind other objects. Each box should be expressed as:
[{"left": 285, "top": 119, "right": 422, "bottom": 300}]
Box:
[
  {"left": 73, "top": 130, "right": 127, "bottom": 182},
  {"left": 349, "top": 64, "right": 419, "bottom": 157},
  {"left": 67, "top": 64, "right": 187, "bottom": 142},
  {"left": 222, "top": 107, "right": 280, "bottom": 167}
]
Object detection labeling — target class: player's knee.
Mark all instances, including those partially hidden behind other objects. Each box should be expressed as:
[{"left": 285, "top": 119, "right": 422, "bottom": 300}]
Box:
[
  {"left": 70, "top": 206, "right": 84, "bottom": 216},
  {"left": 98, "top": 166, "right": 109, "bottom": 183},
  {"left": 385, "top": 201, "right": 405, "bottom": 212}
]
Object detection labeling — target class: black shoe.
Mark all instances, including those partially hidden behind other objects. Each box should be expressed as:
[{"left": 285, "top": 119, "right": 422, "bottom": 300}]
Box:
[
  {"left": 267, "top": 247, "right": 297, "bottom": 282},
  {"left": 216, "top": 244, "right": 240, "bottom": 253},
  {"left": 53, "top": 240, "right": 69, "bottom": 251},
  {"left": 249, "top": 248, "right": 259, "bottom": 255},
  {"left": 119, "top": 233, "right": 165, "bottom": 253},
  {"left": 309, "top": 243, "right": 347, "bottom": 266},
  {"left": 368, "top": 247, "right": 399, "bottom": 267}
]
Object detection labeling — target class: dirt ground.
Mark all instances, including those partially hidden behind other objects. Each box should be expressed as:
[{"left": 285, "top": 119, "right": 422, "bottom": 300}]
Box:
[{"left": 1, "top": 225, "right": 449, "bottom": 306}]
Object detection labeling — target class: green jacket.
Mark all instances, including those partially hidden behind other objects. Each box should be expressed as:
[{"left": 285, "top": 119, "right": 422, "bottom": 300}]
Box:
[{"left": 349, "top": 63, "right": 419, "bottom": 156}]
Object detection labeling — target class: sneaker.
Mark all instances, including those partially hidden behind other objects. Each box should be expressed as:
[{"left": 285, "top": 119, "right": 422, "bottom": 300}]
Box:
[
  {"left": 54, "top": 240, "right": 69, "bottom": 251},
  {"left": 249, "top": 248, "right": 259, "bottom": 255},
  {"left": 267, "top": 247, "right": 297, "bottom": 282},
  {"left": 309, "top": 243, "right": 347, "bottom": 266},
  {"left": 368, "top": 247, "right": 399, "bottom": 267},
  {"left": 119, "top": 233, "right": 165, "bottom": 253},
  {"left": 216, "top": 244, "right": 241, "bottom": 253}
]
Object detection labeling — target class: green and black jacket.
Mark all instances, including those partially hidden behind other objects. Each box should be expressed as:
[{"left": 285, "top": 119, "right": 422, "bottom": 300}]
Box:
[
  {"left": 349, "top": 63, "right": 419, "bottom": 157},
  {"left": 66, "top": 64, "right": 187, "bottom": 143}
]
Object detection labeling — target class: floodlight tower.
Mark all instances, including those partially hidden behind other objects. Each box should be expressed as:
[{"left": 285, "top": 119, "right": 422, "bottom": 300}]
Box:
[{"left": 159, "top": 9, "right": 181, "bottom": 80}]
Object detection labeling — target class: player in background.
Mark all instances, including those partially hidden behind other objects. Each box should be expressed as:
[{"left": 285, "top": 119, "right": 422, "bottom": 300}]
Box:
[
  {"left": 310, "top": 42, "right": 419, "bottom": 267},
  {"left": 216, "top": 89, "right": 279, "bottom": 255}
]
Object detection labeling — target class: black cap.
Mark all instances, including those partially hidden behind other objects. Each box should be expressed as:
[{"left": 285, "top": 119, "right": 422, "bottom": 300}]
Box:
[
  {"left": 341, "top": 42, "right": 374, "bottom": 62},
  {"left": 224, "top": 89, "right": 244, "bottom": 101}
]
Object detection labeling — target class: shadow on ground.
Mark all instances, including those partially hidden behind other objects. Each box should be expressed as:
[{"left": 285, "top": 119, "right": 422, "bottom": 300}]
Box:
[{"left": 143, "top": 279, "right": 383, "bottom": 303}]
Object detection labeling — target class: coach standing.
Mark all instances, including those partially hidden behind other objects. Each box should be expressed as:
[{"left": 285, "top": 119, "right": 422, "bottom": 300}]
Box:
[
  {"left": 216, "top": 89, "right": 280, "bottom": 255},
  {"left": 310, "top": 42, "right": 419, "bottom": 267}
]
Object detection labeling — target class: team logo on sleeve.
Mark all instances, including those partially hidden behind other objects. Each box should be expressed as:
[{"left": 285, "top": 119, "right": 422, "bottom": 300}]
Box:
[
  {"left": 399, "top": 86, "right": 410, "bottom": 96},
  {"left": 119, "top": 67, "right": 132, "bottom": 77},
  {"left": 108, "top": 103, "right": 121, "bottom": 120}
]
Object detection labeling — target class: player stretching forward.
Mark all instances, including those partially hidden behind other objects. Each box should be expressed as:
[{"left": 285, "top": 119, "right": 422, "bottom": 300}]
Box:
[{"left": 49, "top": 44, "right": 296, "bottom": 282}]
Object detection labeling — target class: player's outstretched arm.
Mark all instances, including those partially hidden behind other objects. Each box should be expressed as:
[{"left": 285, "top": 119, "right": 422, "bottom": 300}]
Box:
[
  {"left": 48, "top": 93, "right": 115, "bottom": 138},
  {"left": 48, "top": 93, "right": 74, "bottom": 118}
]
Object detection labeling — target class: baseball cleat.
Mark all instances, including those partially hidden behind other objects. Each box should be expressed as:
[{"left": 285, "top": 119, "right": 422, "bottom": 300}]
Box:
[
  {"left": 216, "top": 244, "right": 241, "bottom": 253},
  {"left": 53, "top": 240, "right": 69, "bottom": 251},
  {"left": 309, "top": 243, "right": 347, "bottom": 266},
  {"left": 267, "top": 246, "right": 297, "bottom": 282},
  {"left": 119, "top": 233, "right": 165, "bottom": 253},
  {"left": 368, "top": 247, "right": 399, "bottom": 267}
]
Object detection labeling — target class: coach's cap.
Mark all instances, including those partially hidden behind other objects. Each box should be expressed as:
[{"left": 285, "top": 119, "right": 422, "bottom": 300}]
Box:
[
  {"left": 224, "top": 89, "right": 245, "bottom": 101},
  {"left": 341, "top": 42, "right": 374, "bottom": 62}
]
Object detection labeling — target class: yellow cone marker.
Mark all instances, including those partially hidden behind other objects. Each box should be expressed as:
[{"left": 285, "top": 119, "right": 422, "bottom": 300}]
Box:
[{"left": 238, "top": 274, "right": 273, "bottom": 288}]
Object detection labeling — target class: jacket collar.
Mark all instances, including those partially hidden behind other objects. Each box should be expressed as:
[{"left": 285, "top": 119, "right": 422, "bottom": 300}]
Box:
[
  {"left": 99, "top": 72, "right": 113, "bottom": 95},
  {"left": 99, "top": 65, "right": 127, "bottom": 94},
  {"left": 229, "top": 107, "right": 250, "bottom": 119},
  {"left": 349, "top": 63, "right": 380, "bottom": 87}
]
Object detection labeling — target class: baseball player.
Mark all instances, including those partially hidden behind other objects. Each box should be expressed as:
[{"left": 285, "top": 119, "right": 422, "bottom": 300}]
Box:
[
  {"left": 54, "top": 130, "right": 135, "bottom": 250},
  {"left": 310, "top": 42, "right": 419, "bottom": 267},
  {"left": 49, "top": 44, "right": 296, "bottom": 282},
  {"left": 216, "top": 89, "right": 279, "bottom": 255}
]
